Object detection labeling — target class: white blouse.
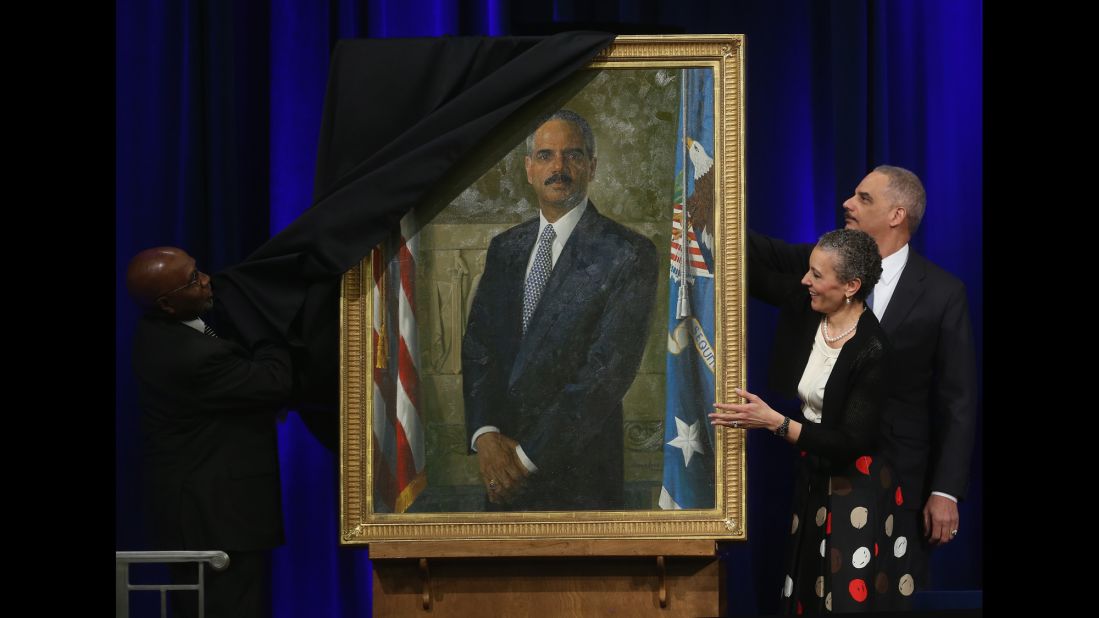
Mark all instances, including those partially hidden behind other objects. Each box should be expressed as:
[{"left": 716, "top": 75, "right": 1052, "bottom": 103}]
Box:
[{"left": 796, "top": 321, "right": 843, "bottom": 424}]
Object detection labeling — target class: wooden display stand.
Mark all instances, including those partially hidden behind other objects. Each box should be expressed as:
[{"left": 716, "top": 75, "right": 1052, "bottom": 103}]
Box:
[{"left": 370, "top": 539, "right": 724, "bottom": 616}]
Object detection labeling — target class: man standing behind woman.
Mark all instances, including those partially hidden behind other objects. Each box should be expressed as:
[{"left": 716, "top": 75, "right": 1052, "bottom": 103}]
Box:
[{"left": 711, "top": 229, "right": 913, "bottom": 613}]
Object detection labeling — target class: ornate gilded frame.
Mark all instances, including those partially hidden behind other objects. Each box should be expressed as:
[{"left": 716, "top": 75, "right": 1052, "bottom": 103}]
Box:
[{"left": 340, "top": 35, "right": 746, "bottom": 543}]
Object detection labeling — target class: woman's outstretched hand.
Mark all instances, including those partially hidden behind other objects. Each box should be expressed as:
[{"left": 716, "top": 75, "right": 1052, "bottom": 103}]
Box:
[{"left": 710, "top": 387, "right": 783, "bottom": 431}]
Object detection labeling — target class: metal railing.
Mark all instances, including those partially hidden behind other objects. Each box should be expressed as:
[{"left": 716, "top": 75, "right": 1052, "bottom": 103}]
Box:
[{"left": 115, "top": 550, "right": 230, "bottom": 618}]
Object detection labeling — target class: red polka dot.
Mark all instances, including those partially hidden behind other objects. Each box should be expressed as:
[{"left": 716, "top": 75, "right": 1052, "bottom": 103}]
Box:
[
  {"left": 874, "top": 543, "right": 879, "bottom": 556},
  {"left": 826, "top": 511, "right": 832, "bottom": 535},
  {"left": 855, "top": 456, "right": 872, "bottom": 475},
  {"left": 895, "top": 486, "right": 904, "bottom": 506},
  {"left": 849, "top": 578, "right": 868, "bottom": 603},
  {"left": 796, "top": 600, "right": 803, "bottom": 614},
  {"left": 800, "top": 450, "right": 807, "bottom": 457}
]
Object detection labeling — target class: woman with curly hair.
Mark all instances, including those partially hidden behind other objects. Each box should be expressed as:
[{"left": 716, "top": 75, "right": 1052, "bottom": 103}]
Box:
[{"left": 712, "top": 228, "right": 910, "bottom": 613}]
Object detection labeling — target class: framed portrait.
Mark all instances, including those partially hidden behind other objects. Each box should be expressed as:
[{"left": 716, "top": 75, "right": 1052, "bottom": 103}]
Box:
[{"left": 340, "top": 35, "right": 746, "bottom": 543}]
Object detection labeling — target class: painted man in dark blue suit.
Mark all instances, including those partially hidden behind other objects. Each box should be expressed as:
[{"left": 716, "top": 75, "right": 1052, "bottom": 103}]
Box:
[{"left": 462, "top": 110, "right": 659, "bottom": 510}]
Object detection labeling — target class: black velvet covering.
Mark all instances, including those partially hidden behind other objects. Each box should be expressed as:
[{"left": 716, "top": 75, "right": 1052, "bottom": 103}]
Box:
[{"left": 210, "top": 32, "right": 615, "bottom": 449}]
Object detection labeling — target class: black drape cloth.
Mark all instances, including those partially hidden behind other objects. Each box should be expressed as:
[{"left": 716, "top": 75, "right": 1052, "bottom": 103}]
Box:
[{"left": 211, "top": 32, "right": 615, "bottom": 449}]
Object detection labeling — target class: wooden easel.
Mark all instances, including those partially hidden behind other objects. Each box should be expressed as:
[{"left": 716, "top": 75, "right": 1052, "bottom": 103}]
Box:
[{"left": 370, "top": 539, "right": 723, "bottom": 616}]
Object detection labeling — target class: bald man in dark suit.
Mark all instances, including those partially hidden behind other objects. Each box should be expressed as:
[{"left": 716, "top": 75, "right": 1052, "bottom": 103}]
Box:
[{"left": 127, "top": 246, "right": 292, "bottom": 618}]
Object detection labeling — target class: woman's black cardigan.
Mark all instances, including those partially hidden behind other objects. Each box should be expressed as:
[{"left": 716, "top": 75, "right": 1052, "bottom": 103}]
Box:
[{"left": 750, "top": 258, "right": 892, "bottom": 468}]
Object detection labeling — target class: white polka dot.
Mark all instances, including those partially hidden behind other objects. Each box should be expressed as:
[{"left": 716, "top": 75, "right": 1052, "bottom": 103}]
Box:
[
  {"left": 783, "top": 575, "right": 793, "bottom": 597},
  {"left": 898, "top": 574, "right": 915, "bottom": 596},
  {"left": 852, "top": 546, "right": 871, "bottom": 569},
  {"left": 885, "top": 514, "right": 894, "bottom": 537},
  {"left": 792, "top": 513, "right": 799, "bottom": 535},
  {"left": 825, "top": 591, "right": 832, "bottom": 611},
  {"left": 815, "top": 576, "right": 825, "bottom": 597},
  {"left": 849, "top": 506, "right": 868, "bottom": 529},
  {"left": 815, "top": 506, "right": 827, "bottom": 526},
  {"left": 820, "top": 538, "right": 826, "bottom": 557},
  {"left": 894, "top": 536, "right": 908, "bottom": 558}
]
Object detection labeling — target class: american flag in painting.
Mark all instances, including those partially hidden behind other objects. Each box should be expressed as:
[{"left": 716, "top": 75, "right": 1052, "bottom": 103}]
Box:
[{"left": 371, "top": 214, "right": 426, "bottom": 513}]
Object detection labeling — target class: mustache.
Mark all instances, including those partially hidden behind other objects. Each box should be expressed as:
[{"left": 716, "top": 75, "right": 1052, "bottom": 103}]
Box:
[{"left": 545, "top": 172, "right": 573, "bottom": 185}]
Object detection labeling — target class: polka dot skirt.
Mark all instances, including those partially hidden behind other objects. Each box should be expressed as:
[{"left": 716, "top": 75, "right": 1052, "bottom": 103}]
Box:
[{"left": 779, "top": 453, "right": 915, "bottom": 614}]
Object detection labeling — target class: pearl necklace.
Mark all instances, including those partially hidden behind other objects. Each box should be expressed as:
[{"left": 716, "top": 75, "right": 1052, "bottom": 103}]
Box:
[{"left": 821, "top": 315, "right": 858, "bottom": 343}]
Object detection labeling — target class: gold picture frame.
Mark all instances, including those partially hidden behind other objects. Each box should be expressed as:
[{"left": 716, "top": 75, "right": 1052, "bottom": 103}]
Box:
[{"left": 340, "top": 34, "right": 746, "bottom": 543}]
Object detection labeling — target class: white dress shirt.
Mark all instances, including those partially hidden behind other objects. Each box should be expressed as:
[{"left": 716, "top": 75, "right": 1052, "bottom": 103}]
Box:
[
  {"left": 181, "top": 317, "right": 211, "bottom": 334},
  {"left": 868, "top": 243, "right": 908, "bottom": 321}
]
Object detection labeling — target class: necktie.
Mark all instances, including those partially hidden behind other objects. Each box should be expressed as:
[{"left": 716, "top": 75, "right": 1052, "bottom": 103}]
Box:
[
  {"left": 866, "top": 290, "right": 875, "bottom": 312},
  {"left": 522, "top": 224, "right": 556, "bottom": 333},
  {"left": 203, "top": 322, "right": 218, "bottom": 338}
]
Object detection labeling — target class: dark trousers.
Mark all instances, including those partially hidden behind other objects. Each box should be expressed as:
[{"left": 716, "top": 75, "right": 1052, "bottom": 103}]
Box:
[{"left": 169, "top": 550, "right": 271, "bottom": 618}]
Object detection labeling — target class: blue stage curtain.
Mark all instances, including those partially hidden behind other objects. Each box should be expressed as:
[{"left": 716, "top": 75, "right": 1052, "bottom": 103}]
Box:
[{"left": 116, "top": 2, "right": 981, "bottom": 615}]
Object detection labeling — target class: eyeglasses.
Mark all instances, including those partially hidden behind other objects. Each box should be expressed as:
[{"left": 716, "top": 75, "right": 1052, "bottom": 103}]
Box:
[{"left": 158, "top": 270, "right": 202, "bottom": 299}]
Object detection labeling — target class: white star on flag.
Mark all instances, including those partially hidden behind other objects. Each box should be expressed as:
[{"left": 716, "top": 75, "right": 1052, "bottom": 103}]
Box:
[{"left": 667, "top": 417, "right": 706, "bottom": 467}]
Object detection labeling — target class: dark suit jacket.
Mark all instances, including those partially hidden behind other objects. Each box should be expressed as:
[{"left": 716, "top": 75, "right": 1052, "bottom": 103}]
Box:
[
  {"left": 462, "top": 203, "right": 659, "bottom": 510},
  {"left": 749, "top": 232, "right": 977, "bottom": 507},
  {"left": 133, "top": 312, "right": 292, "bottom": 551}
]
